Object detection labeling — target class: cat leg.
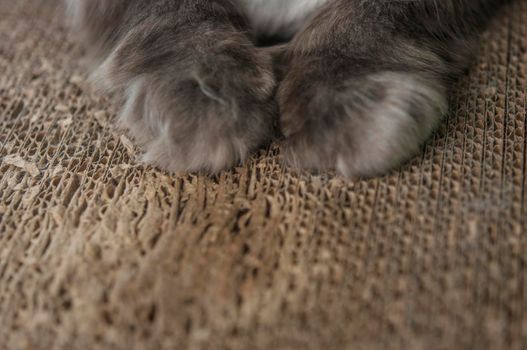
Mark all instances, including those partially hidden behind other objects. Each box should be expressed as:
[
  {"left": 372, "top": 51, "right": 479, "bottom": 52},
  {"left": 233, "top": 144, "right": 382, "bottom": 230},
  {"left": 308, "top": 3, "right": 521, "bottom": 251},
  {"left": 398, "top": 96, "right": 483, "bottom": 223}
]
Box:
[
  {"left": 278, "top": 0, "right": 503, "bottom": 177},
  {"left": 65, "top": 0, "right": 131, "bottom": 59},
  {"left": 68, "top": 0, "right": 277, "bottom": 173}
]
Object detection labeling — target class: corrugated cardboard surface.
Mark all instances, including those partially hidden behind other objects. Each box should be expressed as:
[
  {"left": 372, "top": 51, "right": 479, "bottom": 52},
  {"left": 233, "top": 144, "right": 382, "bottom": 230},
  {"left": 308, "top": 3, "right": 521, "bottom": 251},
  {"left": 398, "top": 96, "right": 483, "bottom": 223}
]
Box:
[{"left": 1, "top": 1, "right": 526, "bottom": 349}]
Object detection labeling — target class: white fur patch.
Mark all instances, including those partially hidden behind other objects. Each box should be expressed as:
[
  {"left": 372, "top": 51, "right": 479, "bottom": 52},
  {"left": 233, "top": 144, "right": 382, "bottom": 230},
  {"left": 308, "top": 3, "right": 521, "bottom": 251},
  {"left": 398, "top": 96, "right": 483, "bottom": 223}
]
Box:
[{"left": 238, "top": 0, "right": 328, "bottom": 37}]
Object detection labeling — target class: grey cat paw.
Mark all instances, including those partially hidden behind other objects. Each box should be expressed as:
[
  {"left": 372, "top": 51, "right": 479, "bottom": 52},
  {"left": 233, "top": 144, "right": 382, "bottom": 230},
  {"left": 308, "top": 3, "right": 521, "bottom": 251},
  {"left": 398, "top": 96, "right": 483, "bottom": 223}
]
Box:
[
  {"left": 97, "top": 40, "right": 277, "bottom": 173},
  {"left": 278, "top": 57, "right": 447, "bottom": 177}
]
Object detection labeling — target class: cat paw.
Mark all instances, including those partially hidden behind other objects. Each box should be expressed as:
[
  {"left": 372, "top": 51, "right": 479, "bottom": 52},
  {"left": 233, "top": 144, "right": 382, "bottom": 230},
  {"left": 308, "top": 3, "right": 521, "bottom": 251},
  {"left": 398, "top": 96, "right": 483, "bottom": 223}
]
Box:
[
  {"left": 278, "top": 57, "right": 447, "bottom": 177},
  {"left": 96, "top": 38, "right": 277, "bottom": 173}
]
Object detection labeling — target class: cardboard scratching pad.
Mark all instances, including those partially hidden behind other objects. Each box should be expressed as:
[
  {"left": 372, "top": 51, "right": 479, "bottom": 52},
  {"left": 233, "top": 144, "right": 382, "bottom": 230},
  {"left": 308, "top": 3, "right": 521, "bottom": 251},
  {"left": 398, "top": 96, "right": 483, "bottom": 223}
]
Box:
[{"left": 0, "top": 1, "right": 526, "bottom": 349}]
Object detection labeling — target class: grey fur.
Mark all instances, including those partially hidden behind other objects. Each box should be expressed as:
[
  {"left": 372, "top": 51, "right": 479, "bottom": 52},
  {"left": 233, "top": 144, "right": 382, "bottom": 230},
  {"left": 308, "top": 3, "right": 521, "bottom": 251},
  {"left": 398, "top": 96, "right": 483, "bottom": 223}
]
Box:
[{"left": 67, "top": 0, "right": 505, "bottom": 177}]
